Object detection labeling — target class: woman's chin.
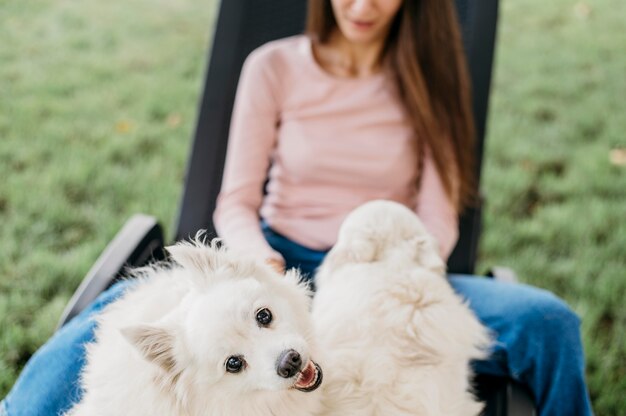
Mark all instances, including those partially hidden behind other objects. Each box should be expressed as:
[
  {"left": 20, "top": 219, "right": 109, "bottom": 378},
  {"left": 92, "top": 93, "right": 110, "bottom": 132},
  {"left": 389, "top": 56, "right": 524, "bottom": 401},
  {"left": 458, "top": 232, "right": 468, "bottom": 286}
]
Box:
[{"left": 343, "top": 31, "right": 384, "bottom": 46}]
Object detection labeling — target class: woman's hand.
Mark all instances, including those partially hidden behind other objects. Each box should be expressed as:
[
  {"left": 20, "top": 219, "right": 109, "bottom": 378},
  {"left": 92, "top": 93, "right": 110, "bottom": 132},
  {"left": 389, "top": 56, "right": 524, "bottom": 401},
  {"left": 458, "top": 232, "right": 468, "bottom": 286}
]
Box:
[{"left": 265, "top": 257, "right": 286, "bottom": 274}]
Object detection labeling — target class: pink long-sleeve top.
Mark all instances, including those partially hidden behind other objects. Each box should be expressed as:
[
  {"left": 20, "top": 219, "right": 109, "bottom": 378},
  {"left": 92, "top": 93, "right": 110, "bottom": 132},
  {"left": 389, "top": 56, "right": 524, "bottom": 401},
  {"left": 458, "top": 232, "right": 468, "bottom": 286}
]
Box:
[{"left": 213, "top": 35, "right": 458, "bottom": 262}]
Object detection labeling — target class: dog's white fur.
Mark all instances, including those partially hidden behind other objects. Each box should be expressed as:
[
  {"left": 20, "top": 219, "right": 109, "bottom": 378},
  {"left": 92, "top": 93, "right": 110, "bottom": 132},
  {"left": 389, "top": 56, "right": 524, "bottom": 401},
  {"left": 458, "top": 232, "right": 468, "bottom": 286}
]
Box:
[
  {"left": 65, "top": 240, "right": 322, "bottom": 416},
  {"left": 66, "top": 201, "right": 489, "bottom": 416},
  {"left": 313, "top": 200, "right": 491, "bottom": 415}
]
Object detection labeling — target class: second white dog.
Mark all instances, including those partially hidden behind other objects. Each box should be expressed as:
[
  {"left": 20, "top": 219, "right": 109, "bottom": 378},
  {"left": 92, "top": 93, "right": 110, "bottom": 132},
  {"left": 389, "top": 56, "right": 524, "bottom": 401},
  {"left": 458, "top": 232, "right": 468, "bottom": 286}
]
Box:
[{"left": 313, "top": 200, "right": 491, "bottom": 416}]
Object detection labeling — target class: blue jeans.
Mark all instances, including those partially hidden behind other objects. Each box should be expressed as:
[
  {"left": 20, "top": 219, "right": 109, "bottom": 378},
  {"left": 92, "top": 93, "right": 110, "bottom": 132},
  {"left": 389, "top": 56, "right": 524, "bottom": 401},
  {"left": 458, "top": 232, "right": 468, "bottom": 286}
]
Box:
[
  {"left": 1, "top": 227, "right": 593, "bottom": 416},
  {"left": 1, "top": 281, "right": 134, "bottom": 416}
]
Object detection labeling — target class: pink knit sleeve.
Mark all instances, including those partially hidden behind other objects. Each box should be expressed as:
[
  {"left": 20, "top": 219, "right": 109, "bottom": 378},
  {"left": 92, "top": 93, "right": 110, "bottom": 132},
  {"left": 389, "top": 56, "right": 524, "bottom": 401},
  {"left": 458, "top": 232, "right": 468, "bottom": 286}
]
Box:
[
  {"left": 415, "top": 149, "right": 459, "bottom": 261},
  {"left": 213, "top": 50, "right": 283, "bottom": 261}
]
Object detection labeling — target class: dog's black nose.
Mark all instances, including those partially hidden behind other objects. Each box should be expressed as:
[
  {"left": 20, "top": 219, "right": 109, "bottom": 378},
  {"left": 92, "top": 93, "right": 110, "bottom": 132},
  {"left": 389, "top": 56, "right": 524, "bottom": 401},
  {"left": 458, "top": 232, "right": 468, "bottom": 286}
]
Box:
[{"left": 276, "top": 349, "right": 302, "bottom": 378}]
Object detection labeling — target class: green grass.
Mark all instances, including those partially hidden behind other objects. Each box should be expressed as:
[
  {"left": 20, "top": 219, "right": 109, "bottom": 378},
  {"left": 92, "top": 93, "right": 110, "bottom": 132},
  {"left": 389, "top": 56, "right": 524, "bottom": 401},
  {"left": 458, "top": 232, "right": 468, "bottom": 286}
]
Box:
[
  {"left": 0, "top": 0, "right": 624, "bottom": 413},
  {"left": 0, "top": 0, "right": 216, "bottom": 394},
  {"left": 478, "top": 1, "right": 626, "bottom": 412}
]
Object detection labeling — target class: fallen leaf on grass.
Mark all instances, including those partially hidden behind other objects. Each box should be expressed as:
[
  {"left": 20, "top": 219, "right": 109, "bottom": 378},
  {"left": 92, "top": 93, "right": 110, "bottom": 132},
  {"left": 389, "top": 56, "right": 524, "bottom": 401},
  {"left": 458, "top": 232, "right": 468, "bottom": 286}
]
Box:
[
  {"left": 520, "top": 159, "right": 535, "bottom": 172},
  {"left": 574, "top": 2, "right": 592, "bottom": 19},
  {"left": 609, "top": 148, "right": 626, "bottom": 166},
  {"left": 166, "top": 113, "right": 182, "bottom": 127},
  {"left": 115, "top": 120, "right": 134, "bottom": 134}
]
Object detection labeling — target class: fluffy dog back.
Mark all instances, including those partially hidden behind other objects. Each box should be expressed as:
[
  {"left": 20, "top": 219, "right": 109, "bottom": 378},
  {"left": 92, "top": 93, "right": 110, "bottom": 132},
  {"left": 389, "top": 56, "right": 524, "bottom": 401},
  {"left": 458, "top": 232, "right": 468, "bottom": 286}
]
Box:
[
  {"left": 314, "top": 200, "right": 491, "bottom": 415},
  {"left": 66, "top": 239, "right": 322, "bottom": 416}
]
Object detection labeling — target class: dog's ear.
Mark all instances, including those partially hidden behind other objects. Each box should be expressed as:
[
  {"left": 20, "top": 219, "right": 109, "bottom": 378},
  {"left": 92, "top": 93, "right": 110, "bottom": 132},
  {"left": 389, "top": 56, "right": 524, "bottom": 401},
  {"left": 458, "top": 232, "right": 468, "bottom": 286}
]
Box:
[
  {"left": 122, "top": 325, "right": 178, "bottom": 374},
  {"left": 324, "top": 235, "right": 379, "bottom": 270},
  {"left": 283, "top": 267, "right": 314, "bottom": 297},
  {"left": 410, "top": 236, "right": 446, "bottom": 275},
  {"left": 166, "top": 240, "right": 222, "bottom": 275}
]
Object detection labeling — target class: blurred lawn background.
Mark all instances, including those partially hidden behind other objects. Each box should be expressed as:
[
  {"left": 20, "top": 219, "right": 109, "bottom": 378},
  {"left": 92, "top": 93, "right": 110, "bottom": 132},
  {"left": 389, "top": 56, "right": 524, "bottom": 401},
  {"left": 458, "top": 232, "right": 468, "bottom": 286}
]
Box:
[{"left": 0, "top": 0, "right": 624, "bottom": 413}]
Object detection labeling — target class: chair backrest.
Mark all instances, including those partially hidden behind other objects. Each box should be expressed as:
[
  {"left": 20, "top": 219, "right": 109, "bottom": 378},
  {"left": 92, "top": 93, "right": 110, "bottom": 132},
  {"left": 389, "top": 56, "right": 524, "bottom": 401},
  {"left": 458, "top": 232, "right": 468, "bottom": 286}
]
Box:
[{"left": 174, "top": 0, "right": 499, "bottom": 274}]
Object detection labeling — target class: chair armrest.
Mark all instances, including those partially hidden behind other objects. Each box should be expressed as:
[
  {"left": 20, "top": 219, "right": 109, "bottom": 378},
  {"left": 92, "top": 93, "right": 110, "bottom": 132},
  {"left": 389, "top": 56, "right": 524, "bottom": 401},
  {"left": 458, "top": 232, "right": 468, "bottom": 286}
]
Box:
[
  {"left": 486, "top": 266, "right": 519, "bottom": 283},
  {"left": 56, "top": 214, "right": 165, "bottom": 330}
]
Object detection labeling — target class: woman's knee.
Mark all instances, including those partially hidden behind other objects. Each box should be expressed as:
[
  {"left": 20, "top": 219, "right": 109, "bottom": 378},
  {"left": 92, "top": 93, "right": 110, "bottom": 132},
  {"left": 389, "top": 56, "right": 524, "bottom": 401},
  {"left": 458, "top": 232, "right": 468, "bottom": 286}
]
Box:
[
  {"left": 513, "top": 288, "right": 581, "bottom": 343},
  {"left": 449, "top": 277, "right": 582, "bottom": 348}
]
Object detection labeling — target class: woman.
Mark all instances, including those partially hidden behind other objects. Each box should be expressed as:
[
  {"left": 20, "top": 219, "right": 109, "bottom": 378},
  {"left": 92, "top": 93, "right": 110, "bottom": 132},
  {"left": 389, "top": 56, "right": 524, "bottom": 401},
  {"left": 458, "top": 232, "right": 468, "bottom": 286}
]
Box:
[
  {"left": 213, "top": 1, "right": 593, "bottom": 415},
  {"left": 1, "top": 1, "right": 593, "bottom": 415}
]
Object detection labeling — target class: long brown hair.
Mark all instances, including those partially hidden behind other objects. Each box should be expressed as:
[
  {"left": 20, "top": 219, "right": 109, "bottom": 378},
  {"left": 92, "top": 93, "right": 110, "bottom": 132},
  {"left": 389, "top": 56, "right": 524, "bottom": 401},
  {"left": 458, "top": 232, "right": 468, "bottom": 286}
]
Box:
[{"left": 306, "top": 0, "right": 476, "bottom": 213}]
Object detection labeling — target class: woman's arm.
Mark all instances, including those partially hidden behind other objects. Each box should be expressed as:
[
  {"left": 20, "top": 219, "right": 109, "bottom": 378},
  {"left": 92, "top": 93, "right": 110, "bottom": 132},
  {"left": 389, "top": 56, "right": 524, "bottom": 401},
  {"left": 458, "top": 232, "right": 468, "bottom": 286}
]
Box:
[
  {"left": 213, "top": 48, "right": 284, "bottom": 263},
  {"left": 415, "top": 147, "right": 460, "bottom": 261}
]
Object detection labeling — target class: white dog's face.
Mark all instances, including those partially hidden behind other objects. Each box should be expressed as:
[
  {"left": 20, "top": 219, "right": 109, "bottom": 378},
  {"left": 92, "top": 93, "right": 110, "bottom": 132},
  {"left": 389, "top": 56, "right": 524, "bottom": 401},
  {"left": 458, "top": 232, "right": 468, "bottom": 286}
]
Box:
[
  {"left": 122, "top": 242, "right": 322, "bottom": 410},
  {"left": 179, "top": 276, "right": 321, "bottom": 394}
]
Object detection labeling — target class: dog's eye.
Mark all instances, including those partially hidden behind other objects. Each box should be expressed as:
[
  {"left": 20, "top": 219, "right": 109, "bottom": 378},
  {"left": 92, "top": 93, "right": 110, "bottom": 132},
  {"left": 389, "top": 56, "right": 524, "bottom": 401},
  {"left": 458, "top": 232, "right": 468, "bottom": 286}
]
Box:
[
  {"left": 225, "top": 355, "right": 246, "bottom": 373},
  {"left": 256, "top": 308, "right": 273, "bottom": 327}
]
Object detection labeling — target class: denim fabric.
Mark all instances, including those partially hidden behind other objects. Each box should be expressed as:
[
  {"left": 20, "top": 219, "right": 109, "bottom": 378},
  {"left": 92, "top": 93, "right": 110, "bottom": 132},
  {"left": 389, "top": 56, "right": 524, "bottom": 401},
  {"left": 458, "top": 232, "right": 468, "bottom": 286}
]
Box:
[
  {"left": 1, "top": 280, "right": 135, "bottom": 416},
  {"left": 447, "top": 275, "right": 593, "bottom": 416},
  {"left": 1, "top": 226, "right": 593, "bottom": 416},
  {"left": 261, "top": 221, "right": 328, "bottom": 286}
]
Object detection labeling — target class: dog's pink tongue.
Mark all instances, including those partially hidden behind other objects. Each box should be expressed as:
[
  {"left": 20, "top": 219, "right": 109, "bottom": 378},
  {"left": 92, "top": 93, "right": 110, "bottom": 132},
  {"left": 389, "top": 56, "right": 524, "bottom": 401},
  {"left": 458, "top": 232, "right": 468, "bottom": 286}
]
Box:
[
  {"left": 294, "top": 361, "right": 322, "bottom": 392},
  {"left": 296, "top": 362, "right": 315, "bottom": 386}
]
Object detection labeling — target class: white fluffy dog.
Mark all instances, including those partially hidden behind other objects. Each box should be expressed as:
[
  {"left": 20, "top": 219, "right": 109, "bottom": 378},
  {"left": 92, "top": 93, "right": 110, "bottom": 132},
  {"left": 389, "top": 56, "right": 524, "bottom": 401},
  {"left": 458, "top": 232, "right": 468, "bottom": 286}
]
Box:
[
  {"left": 65, "top": 240, "right": 323, "bottom": 416},
  {"left": 313, "top": 200, "right": 491, "bottom": 415}
]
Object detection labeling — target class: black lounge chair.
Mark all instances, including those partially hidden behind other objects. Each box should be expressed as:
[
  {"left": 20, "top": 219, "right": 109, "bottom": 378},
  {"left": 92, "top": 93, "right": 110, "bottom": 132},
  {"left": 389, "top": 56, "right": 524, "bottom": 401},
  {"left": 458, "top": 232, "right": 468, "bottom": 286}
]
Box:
[{"left": 57, "top": 1, "right": 536, "bottom": 414}]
